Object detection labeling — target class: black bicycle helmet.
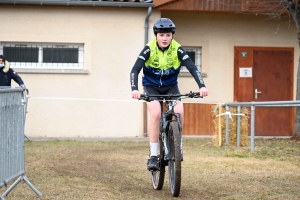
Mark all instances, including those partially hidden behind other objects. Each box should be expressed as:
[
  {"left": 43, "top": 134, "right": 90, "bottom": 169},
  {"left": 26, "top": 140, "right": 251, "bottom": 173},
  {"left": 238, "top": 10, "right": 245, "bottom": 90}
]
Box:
[{"left": 153, "top": 18, "right": 176, "bottom": 34}]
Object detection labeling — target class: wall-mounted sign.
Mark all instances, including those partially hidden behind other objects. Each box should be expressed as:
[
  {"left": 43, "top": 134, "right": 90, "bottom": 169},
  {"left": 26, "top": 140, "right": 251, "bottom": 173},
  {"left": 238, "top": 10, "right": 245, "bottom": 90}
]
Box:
[
  {"left": 239, "top": 67, "right": 252, "bottom": 77},
  {"left": 241, "top": 52, "right": 248, "bottom": 57}
]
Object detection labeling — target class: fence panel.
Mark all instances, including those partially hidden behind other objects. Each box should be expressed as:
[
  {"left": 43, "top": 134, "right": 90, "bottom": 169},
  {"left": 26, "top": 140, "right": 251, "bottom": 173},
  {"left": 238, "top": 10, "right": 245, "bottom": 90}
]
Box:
[{"left": 0, "top": 87, "right": 42, "bottom": 199}]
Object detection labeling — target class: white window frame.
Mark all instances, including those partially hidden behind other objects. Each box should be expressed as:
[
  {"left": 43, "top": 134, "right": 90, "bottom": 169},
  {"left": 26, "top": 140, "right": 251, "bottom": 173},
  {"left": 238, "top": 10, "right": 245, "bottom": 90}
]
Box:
[
  {"left": 0, "top": 42, "right": 84, "bottom": 70},
  {"left": 180, "top": 46, "right": 201, "bottom": 73}
]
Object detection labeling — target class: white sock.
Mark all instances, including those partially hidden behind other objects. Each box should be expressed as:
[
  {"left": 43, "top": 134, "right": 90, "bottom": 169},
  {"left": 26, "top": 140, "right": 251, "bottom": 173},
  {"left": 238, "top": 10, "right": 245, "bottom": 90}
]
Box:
[{"left": 150, "top": 142, "right": 158, "bottom": 157}]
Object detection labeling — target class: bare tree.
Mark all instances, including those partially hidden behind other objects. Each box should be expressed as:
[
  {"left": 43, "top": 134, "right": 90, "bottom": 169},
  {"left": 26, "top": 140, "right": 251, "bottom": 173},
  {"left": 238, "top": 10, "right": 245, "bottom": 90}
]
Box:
[{"left": 213, "top": 0, "right": 300, "bottom": 135}]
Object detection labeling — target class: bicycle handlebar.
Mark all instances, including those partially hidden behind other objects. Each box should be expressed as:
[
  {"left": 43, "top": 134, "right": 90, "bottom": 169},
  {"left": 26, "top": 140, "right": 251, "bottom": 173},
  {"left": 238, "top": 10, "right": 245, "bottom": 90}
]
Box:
[{"left": 139, "top": 91, "right": 203, "bottom": 102}]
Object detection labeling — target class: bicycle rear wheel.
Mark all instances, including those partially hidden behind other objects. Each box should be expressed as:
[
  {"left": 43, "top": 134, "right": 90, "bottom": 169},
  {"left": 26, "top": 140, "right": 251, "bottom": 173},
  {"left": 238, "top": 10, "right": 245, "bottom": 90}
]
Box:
[
  {"left": 168, "top": 121, "right": 181, "bottom": 197},
  {"left": 151, "top": 133, "right": 166, "bottom": 190}
]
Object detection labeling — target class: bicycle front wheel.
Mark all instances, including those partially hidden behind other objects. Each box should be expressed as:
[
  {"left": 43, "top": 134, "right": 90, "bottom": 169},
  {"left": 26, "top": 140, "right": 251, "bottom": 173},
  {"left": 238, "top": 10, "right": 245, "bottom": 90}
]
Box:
[
  {"left": 151, "top": 133, "right": 165, "bottom": 190},
  {"left": 168, "top": 121, "right": 182, "bottom": 197}
]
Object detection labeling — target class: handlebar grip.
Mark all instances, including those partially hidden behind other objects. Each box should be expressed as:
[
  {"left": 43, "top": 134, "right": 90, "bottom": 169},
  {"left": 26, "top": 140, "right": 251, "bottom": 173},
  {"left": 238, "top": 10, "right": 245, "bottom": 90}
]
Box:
[{"left": 192, "top": 92, "right": 203, "bottom": 98}]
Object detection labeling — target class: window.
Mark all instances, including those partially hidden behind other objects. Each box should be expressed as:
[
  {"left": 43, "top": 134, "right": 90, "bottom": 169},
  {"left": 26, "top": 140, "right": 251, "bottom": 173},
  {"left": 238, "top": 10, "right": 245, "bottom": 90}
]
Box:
[
  {"left": 180, "top": 47, "right": 201, "bottom": 73},
  {"left": 4, "top": 46, "right": 39, "bottom": 62},
  {"left": 43, "top": 47, "right": 79, "bottom": 63},
  {"left": 0, "top": 42, "right": 84, "bottom": 69}
]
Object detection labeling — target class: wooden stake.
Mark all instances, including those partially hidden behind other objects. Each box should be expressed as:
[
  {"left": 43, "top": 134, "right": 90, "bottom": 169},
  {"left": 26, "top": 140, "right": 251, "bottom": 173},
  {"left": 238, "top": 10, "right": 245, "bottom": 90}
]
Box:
[{"left": 218, "top": 104, "right": 222, "bottom": 146}]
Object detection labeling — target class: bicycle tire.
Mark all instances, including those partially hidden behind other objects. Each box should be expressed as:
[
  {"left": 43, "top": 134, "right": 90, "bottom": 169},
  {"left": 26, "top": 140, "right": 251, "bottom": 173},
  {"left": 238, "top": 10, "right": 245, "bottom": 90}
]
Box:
[
  {"left": 151, "top": 133, "right": 166, "bottom": 190},
  {"left": 168, "top": 121, "right": 181, "bottom": 197}
]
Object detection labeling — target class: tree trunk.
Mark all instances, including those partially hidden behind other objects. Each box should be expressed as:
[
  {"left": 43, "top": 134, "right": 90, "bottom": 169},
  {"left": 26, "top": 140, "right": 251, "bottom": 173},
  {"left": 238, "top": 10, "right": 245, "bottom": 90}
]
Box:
[
  {"left": 295, "top": 46, "right": 300, "bottom": 136},
  {"left": 282, "top": 0, "right": 300, "bottom": 136}
]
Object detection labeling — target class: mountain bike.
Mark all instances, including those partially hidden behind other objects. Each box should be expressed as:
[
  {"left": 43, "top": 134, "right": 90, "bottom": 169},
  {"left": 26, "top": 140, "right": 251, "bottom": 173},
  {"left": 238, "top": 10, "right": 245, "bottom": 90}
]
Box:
[{"left": 139, "top": 91, "right": 201, "bottom": 197}]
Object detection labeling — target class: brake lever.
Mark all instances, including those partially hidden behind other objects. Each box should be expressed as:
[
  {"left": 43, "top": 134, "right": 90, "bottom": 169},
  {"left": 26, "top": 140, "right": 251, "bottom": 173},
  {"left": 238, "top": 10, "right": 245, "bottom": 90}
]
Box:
[
  {"left": 190, "top": 91, "right": 202, "bottom": 98},
  {"left": 187, "top": 91, "right": 195, "bottom": 98}
]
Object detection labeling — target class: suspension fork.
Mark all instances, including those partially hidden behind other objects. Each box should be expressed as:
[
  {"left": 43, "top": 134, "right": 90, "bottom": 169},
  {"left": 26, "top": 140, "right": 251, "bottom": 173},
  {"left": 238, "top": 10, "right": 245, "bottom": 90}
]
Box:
[
  {"left": 160, "top": 101, "right": 184, "bottom": 160},
  {"left": 161, "top": 102, "right": 182, "bottom": 157}
]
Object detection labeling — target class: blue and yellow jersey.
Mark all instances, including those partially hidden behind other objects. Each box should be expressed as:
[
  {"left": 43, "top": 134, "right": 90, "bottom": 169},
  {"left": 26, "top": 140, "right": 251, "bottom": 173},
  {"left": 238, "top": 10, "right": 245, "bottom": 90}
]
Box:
[{"left": 130, "top": 38, "right": 205, "bottom": 91}]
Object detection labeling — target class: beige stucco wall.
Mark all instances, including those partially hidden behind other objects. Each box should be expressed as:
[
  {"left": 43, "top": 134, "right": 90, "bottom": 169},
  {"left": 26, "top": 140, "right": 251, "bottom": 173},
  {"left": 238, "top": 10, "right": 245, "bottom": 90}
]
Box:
[
  {"left": 0, "top": 5, "right": 160, "bottom": 138},
  {"left": 0, "top": 5, "right": 298, "bottom": 137}
]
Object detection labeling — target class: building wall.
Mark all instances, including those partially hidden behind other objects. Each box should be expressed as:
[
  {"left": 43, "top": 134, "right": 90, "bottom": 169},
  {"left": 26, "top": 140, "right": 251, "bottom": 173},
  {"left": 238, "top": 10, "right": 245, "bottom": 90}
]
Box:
[
  {"left": 0, "top": 6, "right": 298, "bottom": 137},
  {"left": 0, "top": 5, "right": 160, "bottom": 138}
]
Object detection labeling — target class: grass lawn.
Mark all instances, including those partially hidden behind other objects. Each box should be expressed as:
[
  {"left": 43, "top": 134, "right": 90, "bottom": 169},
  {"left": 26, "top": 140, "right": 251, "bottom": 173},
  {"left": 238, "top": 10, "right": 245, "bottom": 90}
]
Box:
[{"left": 1, "top": 137, "right": 300, "bottom": 200}]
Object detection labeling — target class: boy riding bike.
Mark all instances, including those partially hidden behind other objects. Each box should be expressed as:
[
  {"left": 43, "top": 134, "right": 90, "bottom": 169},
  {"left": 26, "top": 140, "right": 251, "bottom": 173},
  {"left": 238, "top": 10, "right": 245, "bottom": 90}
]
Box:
[{"left": 130, "top": 18, "right": 208, "bottom": 171}]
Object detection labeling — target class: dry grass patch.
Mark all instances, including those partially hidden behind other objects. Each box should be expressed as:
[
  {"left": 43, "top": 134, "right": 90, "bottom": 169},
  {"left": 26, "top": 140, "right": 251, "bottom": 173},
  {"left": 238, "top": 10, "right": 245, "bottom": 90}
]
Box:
[{"left": 1, "top": 137, "right": 299, "bottom": 200}]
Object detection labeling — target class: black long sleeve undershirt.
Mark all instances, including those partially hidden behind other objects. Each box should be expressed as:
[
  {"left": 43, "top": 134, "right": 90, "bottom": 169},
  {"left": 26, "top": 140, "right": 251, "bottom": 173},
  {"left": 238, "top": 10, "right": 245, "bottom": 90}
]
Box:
[{"left": 130, "top": 46, "right": 149, "bottom": 91}]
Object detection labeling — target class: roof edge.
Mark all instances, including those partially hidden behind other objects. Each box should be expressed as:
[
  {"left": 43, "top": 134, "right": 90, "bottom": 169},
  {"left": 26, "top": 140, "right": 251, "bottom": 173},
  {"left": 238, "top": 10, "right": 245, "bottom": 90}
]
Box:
[{"left": 0, "top": 0, "right": 153, "bottom": 8}]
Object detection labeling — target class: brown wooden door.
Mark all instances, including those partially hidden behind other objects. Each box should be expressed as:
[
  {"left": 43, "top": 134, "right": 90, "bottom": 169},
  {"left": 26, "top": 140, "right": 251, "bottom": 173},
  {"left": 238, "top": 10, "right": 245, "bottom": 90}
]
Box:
[
  {"left": 234, "top": 47, "right": 294, "bottom": 136},
  {"left": 254, "top": 50, "right": 293, "bottom": 136}
]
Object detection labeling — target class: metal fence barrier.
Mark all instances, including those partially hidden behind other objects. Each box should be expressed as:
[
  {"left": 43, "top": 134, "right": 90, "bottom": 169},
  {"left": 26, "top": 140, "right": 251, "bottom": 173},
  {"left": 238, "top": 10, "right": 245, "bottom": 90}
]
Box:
[
  {"left": 0, "top": 87, "right": 42, "bottom": 199},
  {"left": 222, "top": 100, "right": 300, "bottom": 152}
]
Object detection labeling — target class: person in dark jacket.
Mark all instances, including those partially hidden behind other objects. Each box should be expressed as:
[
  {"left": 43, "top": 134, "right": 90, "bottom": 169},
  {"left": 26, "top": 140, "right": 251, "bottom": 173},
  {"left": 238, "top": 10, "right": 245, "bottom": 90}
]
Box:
[{"left": 0, "top": 55, "right": 25, "bottom": 87}]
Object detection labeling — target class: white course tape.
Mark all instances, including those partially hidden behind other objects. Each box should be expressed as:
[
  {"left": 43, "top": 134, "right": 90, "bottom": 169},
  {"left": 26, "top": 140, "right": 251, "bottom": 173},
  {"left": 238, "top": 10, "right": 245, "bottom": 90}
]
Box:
[
  {"left": 216, "top": 111, "right": 245, "bottom": 121},
  {"left": 29, "top": 96, "right": 140, "bottom": 102}
]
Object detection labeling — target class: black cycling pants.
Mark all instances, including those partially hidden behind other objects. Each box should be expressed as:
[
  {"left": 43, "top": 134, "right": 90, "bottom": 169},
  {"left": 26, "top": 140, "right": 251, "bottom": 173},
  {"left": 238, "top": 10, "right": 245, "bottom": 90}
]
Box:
[{"left": 143, "top": 85, "right": 181, "bottom": 101}]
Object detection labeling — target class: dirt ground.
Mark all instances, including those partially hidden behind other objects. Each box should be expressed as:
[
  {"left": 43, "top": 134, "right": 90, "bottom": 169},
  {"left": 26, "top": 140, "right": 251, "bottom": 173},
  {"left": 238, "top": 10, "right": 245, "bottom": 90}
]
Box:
[{"left": 1, "top": 137, "right": 300, "bottom": 200}]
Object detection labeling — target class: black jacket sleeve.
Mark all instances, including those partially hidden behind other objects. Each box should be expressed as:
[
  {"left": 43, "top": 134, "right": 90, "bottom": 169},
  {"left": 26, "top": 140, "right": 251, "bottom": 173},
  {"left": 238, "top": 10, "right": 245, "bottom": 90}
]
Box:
[
  {"left": 177, "top": 47, "right": 206, "bottom": 88},
  {"left": 10, "top": 69, "right": 24, "bottom": 86},
  {"left": 130, "top": 46, "right": 150, "bottom": 91}
]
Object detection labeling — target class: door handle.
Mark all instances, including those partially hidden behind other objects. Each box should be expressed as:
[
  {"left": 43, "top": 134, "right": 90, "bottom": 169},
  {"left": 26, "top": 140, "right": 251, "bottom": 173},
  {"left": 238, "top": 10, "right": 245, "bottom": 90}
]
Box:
[{"left": 255, "top": 88, "right": 262, "bottom": 99}]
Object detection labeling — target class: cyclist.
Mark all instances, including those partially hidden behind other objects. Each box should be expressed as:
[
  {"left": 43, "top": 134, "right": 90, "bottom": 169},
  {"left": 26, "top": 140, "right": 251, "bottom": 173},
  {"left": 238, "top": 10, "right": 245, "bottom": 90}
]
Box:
[{"left": 130, "top": 18, "right": 208, "bottom": 171}]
